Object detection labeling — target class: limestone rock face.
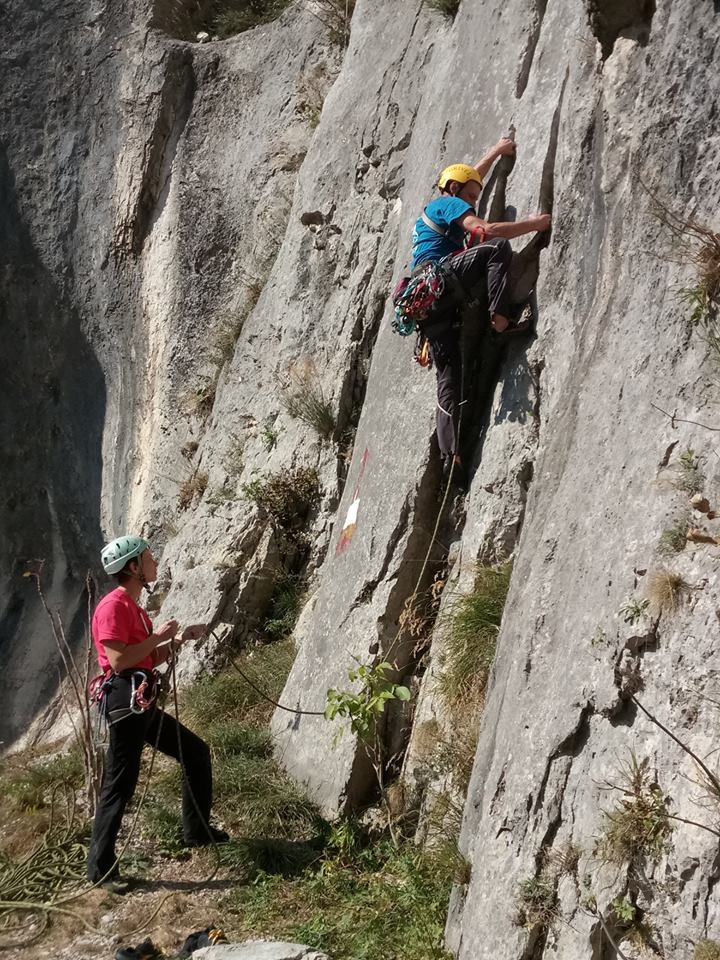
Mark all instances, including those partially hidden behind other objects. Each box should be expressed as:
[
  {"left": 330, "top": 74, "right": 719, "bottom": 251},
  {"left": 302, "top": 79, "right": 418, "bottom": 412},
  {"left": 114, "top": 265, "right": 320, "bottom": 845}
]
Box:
[{"left": 3, "top": 0, "right": 720, "bottom": 957}]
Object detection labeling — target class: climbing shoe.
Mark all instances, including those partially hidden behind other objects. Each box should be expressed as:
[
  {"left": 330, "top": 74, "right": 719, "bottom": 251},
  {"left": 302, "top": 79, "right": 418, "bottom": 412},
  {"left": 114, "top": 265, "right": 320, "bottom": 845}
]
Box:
[
  {"left": 504, "top": 302, "right": 533, "bottom": 335},
  {"left": 183, "top": 825, "right": 230, "bottom": 848},
  {"left": 440, "top": 456, "right": 467, "bottom": 494},
  {"left": 115, "top": 938, "right": 161, "bottom": 960},
  {"left": 177, "top": 928, "right": 228, "bottom": 959}
]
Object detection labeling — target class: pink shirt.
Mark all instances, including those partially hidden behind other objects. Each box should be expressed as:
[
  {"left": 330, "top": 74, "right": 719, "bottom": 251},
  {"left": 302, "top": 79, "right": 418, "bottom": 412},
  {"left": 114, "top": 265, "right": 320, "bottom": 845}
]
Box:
[{"left": 92, "top": 588, "right": 154, "bottom": 672}]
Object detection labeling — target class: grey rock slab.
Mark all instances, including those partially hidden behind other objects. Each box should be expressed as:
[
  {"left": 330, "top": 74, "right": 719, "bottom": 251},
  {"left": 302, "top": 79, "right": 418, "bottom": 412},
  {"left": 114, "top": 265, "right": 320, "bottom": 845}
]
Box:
[{"left": 191, "top": 944, "right": 329, "bottom": 960}]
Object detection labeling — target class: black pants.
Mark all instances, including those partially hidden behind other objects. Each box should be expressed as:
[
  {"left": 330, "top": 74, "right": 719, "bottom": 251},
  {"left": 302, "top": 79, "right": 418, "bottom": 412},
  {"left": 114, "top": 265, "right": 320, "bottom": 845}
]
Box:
[
  {"left": 86, "top": 674, "right": 212, "bottom": 882},
  {"left": 428, "top": 238, "right": 512, "bottom": 458}
]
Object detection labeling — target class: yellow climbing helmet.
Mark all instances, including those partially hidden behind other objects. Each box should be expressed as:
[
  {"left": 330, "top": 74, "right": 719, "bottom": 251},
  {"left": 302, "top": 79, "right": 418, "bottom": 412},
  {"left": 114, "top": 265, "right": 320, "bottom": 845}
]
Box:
[{"left": 437, "top": 163, "right": 483, "bottom": 190}]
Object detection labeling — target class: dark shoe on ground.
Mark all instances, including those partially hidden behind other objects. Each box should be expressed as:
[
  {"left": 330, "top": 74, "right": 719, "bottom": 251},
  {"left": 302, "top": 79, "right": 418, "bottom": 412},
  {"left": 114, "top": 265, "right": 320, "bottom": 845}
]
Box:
[
  {"left": 177, "top": 928, "right": 228, "bottom": 959},
  {"left": 95, "top": 871, "right": 136, "bottom": 895},
  {"left": 115, "top": 938, "right": 161, "bottom": 960},
  {"left": 183, "top": 825, "right": 230, "bottom": 848}
]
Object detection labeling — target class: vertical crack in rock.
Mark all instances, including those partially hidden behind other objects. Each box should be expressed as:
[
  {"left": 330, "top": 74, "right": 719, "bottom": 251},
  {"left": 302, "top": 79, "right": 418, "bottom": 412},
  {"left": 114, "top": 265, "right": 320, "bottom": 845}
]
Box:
[
  {"left": 349, "top": 493, "right": 413, "bottom": 612},
  {"left": 120, "top": 45, "right": 196, "bottom": 258},
  {"left": 585, "top": 0, "right": 657, "bottom": 60},
  {"left": 341, "top": 450, "right": 444, "bottom": 807},
  {"left": 510, "top": 66, "right": 567, "bottom": 303},
  {"left": 515, "top": 0, "right": 548, "bottom": 98}
]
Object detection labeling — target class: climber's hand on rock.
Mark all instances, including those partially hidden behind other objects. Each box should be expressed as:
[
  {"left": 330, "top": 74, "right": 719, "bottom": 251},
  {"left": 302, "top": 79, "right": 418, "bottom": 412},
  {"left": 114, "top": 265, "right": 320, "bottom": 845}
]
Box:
[
  {"left": 495, "top": 137, "right": 516, "bottom": 157},
  {"left": 181, "top": 623, "right": 208, "bottom": 642},
  {"left": 533, "top": 214, "right": 552, "bottom": 232}
]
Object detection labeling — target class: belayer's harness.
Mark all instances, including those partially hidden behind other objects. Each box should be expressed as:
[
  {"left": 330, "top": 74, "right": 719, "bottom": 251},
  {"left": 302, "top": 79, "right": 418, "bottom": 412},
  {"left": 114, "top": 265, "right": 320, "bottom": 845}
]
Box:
[{"left": 89, "top": 668, "right": 164, "bottom": 726}]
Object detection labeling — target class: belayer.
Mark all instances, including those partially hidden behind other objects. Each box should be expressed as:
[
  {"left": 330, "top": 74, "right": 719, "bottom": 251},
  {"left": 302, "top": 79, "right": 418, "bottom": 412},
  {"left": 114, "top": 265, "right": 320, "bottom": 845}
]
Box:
[
  {"left": 86, "top": 535, "right": 228, "bottom": 891},
  {"left": 405, "top": 136, "right": 551, "bottom": 487}
]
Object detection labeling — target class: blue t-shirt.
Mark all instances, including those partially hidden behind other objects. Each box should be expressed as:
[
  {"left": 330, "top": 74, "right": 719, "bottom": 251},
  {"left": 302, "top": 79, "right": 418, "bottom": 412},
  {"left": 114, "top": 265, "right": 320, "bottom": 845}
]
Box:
[{"left": 411, "top": 197, "right": 472, "bottom": 268}]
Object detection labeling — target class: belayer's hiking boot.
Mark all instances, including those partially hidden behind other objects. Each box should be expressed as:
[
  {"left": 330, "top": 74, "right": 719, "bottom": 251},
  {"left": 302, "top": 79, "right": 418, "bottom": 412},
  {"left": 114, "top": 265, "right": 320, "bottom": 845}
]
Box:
[
  {"left": 115, "top": 938, "right": 161, "bottom": 960},
  {"left": 177, "top": 927, "right": 229, "bottom": 959},
  {"left": 97, "top": 871, "right": 135, "bottom": 896},
  {"left": 183, "top": 825, "right": 230, "bottom": 848}
]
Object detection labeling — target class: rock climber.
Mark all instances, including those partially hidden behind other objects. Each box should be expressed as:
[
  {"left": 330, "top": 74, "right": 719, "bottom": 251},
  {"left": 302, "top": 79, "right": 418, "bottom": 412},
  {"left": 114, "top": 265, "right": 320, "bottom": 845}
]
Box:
[
  {"left": 411, "top": 137, "right": 552, "bottom": 488},
  {"left": 86, "top": 535, "right": 228, "bottom": 892}
]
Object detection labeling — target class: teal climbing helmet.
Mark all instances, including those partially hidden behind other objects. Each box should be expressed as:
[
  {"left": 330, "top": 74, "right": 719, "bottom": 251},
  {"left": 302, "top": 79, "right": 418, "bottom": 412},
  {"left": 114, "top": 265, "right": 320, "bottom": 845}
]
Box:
[{"left": 101, "top": 535, "right": 149, "bottom": 575}]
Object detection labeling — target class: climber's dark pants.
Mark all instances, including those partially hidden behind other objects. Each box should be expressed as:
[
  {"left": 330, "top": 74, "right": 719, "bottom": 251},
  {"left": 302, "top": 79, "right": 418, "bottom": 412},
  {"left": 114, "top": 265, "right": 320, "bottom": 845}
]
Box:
[
  {"left": 426, "top": 238, "right": 513, "bottom": 459},
  {"left": 86, "top": 675, "right": 212, "bottom": 883}
]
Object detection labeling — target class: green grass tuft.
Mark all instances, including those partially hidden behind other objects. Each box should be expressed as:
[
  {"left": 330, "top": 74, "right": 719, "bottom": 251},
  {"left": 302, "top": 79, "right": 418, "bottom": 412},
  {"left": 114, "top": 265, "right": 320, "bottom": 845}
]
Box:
[
  {"left": 241, "top": 467, "right": 319, "bottom": 530},
  {"left": 695, "top": 941, "right": 720, "bottom": 960},
  {"left": 437, "top": 563, "right": 512, "bottom": 706},
  {"left": 3, "top": 750, "right": 84, "bottom": 813},
  {"left": 658, "top": 515, "right": 690, "bottom": 556},
  {"left": 596, "top": 754, "right": 672, "bottom": 866},
  {"left": 262, "top": 575, "right": 306, "bottom": 640},
  {"left": 425, "top": 0, "right": 460, "bottom": 18},
  {"left": 224, "top": 839, "right": 455, "bottom": 959}
]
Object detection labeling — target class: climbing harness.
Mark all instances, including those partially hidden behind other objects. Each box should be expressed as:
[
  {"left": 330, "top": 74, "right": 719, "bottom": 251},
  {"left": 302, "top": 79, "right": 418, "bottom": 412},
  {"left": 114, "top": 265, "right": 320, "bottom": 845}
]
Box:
[{"left": 90, "top": 668, "right": 164, "bottom": 726}]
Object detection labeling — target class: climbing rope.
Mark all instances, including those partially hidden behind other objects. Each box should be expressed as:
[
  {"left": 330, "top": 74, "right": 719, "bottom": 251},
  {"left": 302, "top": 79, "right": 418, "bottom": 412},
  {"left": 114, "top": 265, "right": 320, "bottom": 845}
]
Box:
[{"left": 212, "top": 630, "right": 325, "bottom": 717}]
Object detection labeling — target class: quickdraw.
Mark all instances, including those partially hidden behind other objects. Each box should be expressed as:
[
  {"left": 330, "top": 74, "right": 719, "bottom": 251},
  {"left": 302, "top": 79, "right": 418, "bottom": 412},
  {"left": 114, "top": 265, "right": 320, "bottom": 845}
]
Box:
[
  {"left": 414, "top": 333, "right": 431, "bottom": 368},
  {"left": 130, "top": 670, "right": 160, "bottom": 714},
  {"left": 391, "top": 261, "right": 447, "bottom": 337}
]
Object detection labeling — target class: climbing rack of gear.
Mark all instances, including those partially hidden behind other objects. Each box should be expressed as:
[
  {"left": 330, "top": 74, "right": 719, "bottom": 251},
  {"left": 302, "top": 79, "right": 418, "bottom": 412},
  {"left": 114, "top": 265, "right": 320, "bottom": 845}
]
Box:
[{"left": 391, "top": 261, "right": 447, "bottom": 336}]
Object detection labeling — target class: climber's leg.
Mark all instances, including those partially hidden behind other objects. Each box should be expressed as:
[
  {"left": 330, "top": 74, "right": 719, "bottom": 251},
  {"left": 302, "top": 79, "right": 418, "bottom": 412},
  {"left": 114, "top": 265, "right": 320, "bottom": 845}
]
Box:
[{"left": 444, "top": 238, "right": 513, "bottom": 331}]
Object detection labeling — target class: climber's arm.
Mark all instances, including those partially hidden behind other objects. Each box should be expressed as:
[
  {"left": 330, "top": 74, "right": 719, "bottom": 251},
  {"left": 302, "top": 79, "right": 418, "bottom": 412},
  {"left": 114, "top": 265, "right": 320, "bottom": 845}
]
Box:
[
  {"left": 457, "top": 211, "right": 552, "bottom": 241},
  {"left": 473, "top": 138, "right": 517, "bottom": 181}
]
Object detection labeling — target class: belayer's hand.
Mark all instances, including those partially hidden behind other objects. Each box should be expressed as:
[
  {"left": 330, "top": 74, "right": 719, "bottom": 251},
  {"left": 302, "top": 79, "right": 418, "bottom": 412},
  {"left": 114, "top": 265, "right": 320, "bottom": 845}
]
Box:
[
  {"left": 181, "top": 623, "right": 208, "bottom": 642},
  {"left": 495, "top": 137, "right": 516, "bottom": 157},
  {"left": 533, "top": 213, "right": 552, "bottom": 232},
  {"left": 155, "top": 619, "right": 179, "bottom": 644}
]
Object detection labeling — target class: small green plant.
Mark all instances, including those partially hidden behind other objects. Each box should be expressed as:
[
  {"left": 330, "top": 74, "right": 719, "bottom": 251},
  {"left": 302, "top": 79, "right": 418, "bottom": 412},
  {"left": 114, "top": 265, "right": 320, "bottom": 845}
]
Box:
[
  {"left": 325, "top": 662, "right": 410, "bottom": 743},
  {"left": 425, "top": 0, "right": 461, "bottom": 17},
  {"left": 596, "top": 754, "right": 672, "bottom": 866},
  {"left": 241, "top": 467, "right": 319, "bottom": 529},
  {"left": 648, "top": 190, "right": 720, "bottom": 347},
  {"left": 326, "top": 661, "right": 411, "bottom": 840},
  {"left": 513, "top": 875, "right": 558, "bottom": 931},
  {"left": 620, "top": 596, "right": 650, "bottom": 625},
  {"left": 282, "top": 364, "right": 335, "bottom": 440},
  {"left": 647, "top": 567, "right": 688, "bottom": 615},
  {"left": 658, "top": 514, "right": 690, "bottom": 556},
  {"left": 211, "top": 0, "right": 292, "bottom": 37},
  {"left": 590, "top": 627, "right": 608, "bottom": 648},
  {"left": 177, "top": 469, "right": 208, "bottom": 511},
  {"left": 695, "top": 940, "right": 720, "bottom": 960},
  {"left": 261, "top": 423, "right": 279, "bottom": 451},
  {"left": 304, "top": 0, "right": 356, "bottom": 45},
  {"left": 675, "top": 448, "right": 705, "bottom": 494},
  {"left": 611, "top": 895, "right": 636, "bottom": 924}
]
